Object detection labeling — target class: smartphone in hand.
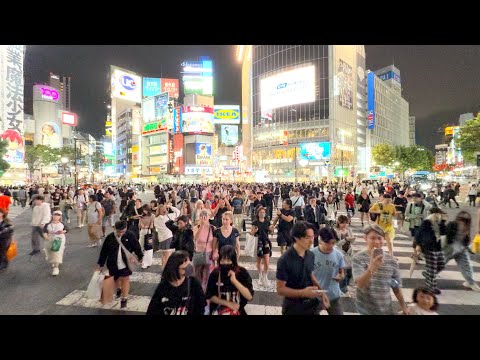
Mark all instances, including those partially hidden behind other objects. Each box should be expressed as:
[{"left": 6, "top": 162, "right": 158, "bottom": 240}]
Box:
[{"left": 373, "top": 248, "right": 383, "bottom": 258}]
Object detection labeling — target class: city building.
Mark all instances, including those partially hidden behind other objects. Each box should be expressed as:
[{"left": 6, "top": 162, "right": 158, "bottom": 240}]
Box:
[
  {"left": 367, "top": 65, "right": 410, "bottom": 148},
  {"left": 409, "top": 116, "right": 416, "bottom": 146},
  {"left": 49, "top": 72, "right": 72, "bottom": 111},
  {"left": 240, "top": 45, "right": 365, "bottom": 182},
  {"left": 114, "top": 107, "right": 134, "bottom": 178},
  {"left": 458, "top": 112, "right": 477, "bottom": 127}
]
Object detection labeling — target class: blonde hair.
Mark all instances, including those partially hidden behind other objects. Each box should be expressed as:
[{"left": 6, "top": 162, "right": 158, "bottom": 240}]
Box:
[
  {"left": 195, "top": 200, "right": 204, "bottom": 209},
  {"left": 222, "top": 211, "right": 234, "bottom": 226}
]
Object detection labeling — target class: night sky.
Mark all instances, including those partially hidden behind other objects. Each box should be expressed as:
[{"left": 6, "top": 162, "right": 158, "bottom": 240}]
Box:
[{"left": 24, "top": 45, "right": 480, "bottom": 150}]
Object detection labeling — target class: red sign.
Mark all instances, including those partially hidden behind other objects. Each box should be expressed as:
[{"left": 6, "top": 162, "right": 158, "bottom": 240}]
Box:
[
  {"left": 173, "top": 133, "right": 184, "bottom": 175},
  {"left": 161, "top": 78, "right": 179, "bottom": 99},
  {"left": 62, "top": 111, "right": 77, "bottom": 126}
]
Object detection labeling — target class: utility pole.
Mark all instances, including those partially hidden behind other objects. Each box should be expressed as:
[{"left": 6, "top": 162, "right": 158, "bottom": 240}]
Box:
[
  {"left": 294, "top": 146, "right": 297, "bottom": 185},
  {"left": 74, "top": 138, "right": 78, "bottom": 189}
]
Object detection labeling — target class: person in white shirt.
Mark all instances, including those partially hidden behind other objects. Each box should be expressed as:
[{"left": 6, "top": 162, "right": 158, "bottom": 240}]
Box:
[
  {"left": 74, "top": 189, "right": 88, "bottom": 228},
  {"left": 30, "top": 195, "right": 52, "bottom": 256},
  {"left": 154, "top": 204, "right": 180, "bottom": 267}
]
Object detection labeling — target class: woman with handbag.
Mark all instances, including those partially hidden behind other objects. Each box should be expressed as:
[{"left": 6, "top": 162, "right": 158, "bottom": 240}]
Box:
[
  {"left": 97, "top": 220, "right": 143, "bottom": 309},
  {"left": 0, "top": 208, "right": 14, "bottom": 271},
  {"left": 206, "top": 245, "right": 254, "bottom": 315},
  {"left": 43, "top": 210, "right": 68, "bottom": 276},
  {"left": 139, "top": 205, "right": 155, "bottom": 269},
  {"left": 154, "top": 204, "right": 180, "bottom": 268},
  {"left": 146, "top": 250, "right": 206, "bottom": 315},
  {"left": 192, "top": 210, "right": 214, "bottom": 290}
]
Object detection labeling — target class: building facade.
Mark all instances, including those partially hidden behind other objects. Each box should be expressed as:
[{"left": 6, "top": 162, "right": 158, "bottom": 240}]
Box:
[
  {"left": 246, "top": 45, "right": 365, "bottom": 182},
  {"left": 409, "top": 115, "right": 416, "bottom": 146},
  {"left": 49, "top": 72, "right": 71, "bottom": 111}
]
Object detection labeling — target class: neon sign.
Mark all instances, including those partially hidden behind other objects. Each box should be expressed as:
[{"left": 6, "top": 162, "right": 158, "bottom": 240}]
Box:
[{"left": 41, "top": 87, "right": 59, "bottom": 101}]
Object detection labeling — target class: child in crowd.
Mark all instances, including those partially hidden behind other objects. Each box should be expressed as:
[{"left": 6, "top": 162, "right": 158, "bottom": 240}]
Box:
[{"left": 408, "top": 287, "right": 439, "bottom": 315}]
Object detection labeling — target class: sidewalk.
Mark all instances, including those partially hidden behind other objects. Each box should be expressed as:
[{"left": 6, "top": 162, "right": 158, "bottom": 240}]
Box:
[{"left": 8, "top": 204, "right": 30, "bottom": 221}]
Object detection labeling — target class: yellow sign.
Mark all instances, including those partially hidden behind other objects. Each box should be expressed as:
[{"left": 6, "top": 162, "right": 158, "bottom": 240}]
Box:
[
  {"left": 131, "top": 145, "right": 139, "bottom": 153},
  {"left": 444, "top": 126, "right": 459, "bottom": 136}
]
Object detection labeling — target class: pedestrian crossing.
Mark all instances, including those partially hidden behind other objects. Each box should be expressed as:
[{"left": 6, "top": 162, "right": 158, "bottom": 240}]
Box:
[{"left": 55, "top": 211, "right": 480, "bottom": 315}]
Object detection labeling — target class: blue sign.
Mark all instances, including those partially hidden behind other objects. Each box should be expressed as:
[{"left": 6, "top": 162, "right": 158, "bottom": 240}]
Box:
[
  {"left": 154, "top": 92, "right": 169, "bottom": 120},
  {"left": 195, "top": 143, "right": 212, "bottom": 157},
  {"left": 367, "top": 72, "right": 375, "bottom": 130},
  {"left": 377, "top": 71, "right": 401, "bottom": 84},
  {"left": 299, "top": 142, "right": 331, "bottom": 161},
  {"left": 120, "top": 75, "right": 137, "bottom": 91},
  {"left": 143, "top": 77, "right": 161, "bottom": 97}
]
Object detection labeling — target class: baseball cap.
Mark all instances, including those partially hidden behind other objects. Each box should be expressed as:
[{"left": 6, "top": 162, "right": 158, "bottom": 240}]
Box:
[
  {"left": 52, "top": 210, "right": 62, "bottom": 215},
  {"left": 363, "top": 224, "right": 385, "bottom": 237},
  {"left": 429, "top": 207, "right": 447, "bottom": 215}
]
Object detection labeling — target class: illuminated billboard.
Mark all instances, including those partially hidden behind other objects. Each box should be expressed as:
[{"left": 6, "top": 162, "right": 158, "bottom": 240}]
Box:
[
  {"left": 367, "top": 72, "right": 375, "bottom": 129},
  {"left": 142, "top": 121, "right": 167, "bottom": 135},
  {"left": 181, "top": 106, "right": 214, "bottom": 133},
  {"left": 220, "top": 125, "right": 239, "bottom": 146},
  {"left": 154, "top": 92, "right": 169, "bottom": 121},
  {"left": 161, "top": 78, "right": 179, "bottom": 99},
  {"left": 61, "top": 111, "right": 77, "bottom": 126},
  {"left": 1, "top": 45, "right": 25, "bottom": 164},
  {"left": 214, "top": 105, "right": 240, "bottom": 124},
  {"left": 40, "top": 122, "right": 61, "bottom": 148},
  {"left": 260, "top": 65, "right": 315, "bottom": 110},
  {"left": 143, "top": 77, "right": 161, "bottom": 97},
  {"left": 195, "top": 143, "right": 212, "bottom": 166},
  {"left": 182, "top": 58, "right": 213, "bottom": 96},
  {"left": 299, "top": 142, "right": 331, "bottom": 161},
  {"left": 173, "top": 134, "right": 184, "bottom": 175},
  {"left": 111, "top": 66, "right": 142, "bottom": 103},
  {"left": 185, "top": 166, "right": 213, "bottom": 175},
  {"left": 142, "top": 97, "right": 155, "bottom": 123}
]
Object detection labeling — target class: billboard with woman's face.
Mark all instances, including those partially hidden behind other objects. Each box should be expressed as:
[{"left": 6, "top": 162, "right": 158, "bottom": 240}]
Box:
[{"left": 41, "top": 122, "right": 61, "bottom": 148}]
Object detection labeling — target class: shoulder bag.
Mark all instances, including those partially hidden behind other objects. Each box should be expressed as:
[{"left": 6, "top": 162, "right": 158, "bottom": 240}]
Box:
[
  {"left": 211, "top": 270, "right": 240, "bottom": 315},
  {"left": 143, "top": 217, "right": 154, "bottom": 251},
  {"left": 115, "top": 235, "right": 140, "bottom": 272},
  {"left": 192, "top": 225, "right": 212, "bottom": 266},
  {"left": 6, "top": 239, "right": 17, "bottom": 261}
]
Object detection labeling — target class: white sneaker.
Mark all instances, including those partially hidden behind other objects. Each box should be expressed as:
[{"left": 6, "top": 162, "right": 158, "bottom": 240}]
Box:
[
  {"left": 67, "top": 219, "right": 71, "bottom": 224},
  {"left": 263, "top": 273, "right": 270, "bottom": 287},
  {"left": 258, "top": 272, "right": 265, "bottom": 287},
  {"left": 87, "top": 244, "right": 95, "bottom": 248},
  {"left": 52, "top": 267, "right": 59, "bottom": 276},
  {"left": 464, "top": 281, "right": 480, "bottom": 292}
]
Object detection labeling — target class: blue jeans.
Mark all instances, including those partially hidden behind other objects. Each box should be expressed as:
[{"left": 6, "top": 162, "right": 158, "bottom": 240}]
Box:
[
  {"left": 340, "top": 268, "right": 352, "bottom": 292},
  {"left": 443, "top": 244, "right": 475, "bottom": 285}
]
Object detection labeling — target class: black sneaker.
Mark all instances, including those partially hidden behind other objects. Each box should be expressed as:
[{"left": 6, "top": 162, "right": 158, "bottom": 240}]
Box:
[
  {"left": 115, "top": 288, "right": 122, "bottom": 299},
  {"left": 29, "top": 250, "right": 40, "bottom": 256},
  {"left": 120, "top": 299, "right": 127, "bottom": 309}
]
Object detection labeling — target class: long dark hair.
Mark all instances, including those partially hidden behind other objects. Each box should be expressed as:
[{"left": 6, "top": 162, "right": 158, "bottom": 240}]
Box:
[
  {"left": 218, "top": 245, "right": 239, "bottom": 271},
  {"left": 412, "top": 287, "right": 439, "bottom": 311},
  {"left": 161, "top": 250, "right": 190, "bottom": 284}
]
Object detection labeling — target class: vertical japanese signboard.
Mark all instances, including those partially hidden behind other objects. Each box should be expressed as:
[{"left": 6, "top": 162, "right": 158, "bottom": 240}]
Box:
[{"left": 0, "top": 45, "right": 25, "bottom": 164}]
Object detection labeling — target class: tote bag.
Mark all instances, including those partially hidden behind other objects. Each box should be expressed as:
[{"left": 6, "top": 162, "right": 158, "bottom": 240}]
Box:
[{"left": 244, "top": 233, "right": 257, "bottom": 258}]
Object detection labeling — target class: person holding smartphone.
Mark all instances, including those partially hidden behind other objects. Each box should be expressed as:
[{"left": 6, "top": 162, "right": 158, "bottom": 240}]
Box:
[
  {"left": 311, "top": 227, "right": 345, "bottom": 315},
  {"left": 352, "top": 224, "right": 410, "bottom": 315}
]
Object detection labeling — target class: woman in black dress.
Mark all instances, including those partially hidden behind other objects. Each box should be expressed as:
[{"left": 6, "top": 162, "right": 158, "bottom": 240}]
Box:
[
  {"left": 251, "top": 207, "right": 274, "bottom": 287},
  {"left": 357, "top": 189, "right": 371, "bottom": 227}
]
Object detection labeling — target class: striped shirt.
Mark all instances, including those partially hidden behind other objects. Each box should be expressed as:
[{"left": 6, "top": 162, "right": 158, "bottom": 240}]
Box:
[{"left": 352, "top": 250, "right": 401, "bottom": 315}]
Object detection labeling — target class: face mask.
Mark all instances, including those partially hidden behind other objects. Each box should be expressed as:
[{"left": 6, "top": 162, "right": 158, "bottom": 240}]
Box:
[
  {"left": 220, "top": 264, "right": 233, "bottom": 275},
  {"left": 259, "top": 213, "right": 265, "bottom": 219}
]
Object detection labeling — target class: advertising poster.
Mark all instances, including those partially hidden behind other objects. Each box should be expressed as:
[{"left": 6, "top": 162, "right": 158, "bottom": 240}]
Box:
[
  {"left": 195, "top": 143, "right": 212, "bottom": 166},
  {"left": 154, "top": 92, "right": 169, "bottom": 129},
  {"left": 40, "top": 122, "right": 61, "bottom": 148},
  {"left": 181, "top": 106, "right": 214, "bottom": 133},
  {"left": 213, "top": 105, "right": 241, "bottom": 124},
  {"left": 111, "top": 66, "right": 142, "bottom": 103},
  {"left": 173, "top": 133, "right": 184, "bottom": 174},
  {"left": 142, "top": 97, "right": 155, "bottom": 123},
  {"left": 299, "top": 142, "right": 331, "bottom": 161},
  {"left": 260, "top": 65, "right": 315, "bottom": 110},
  {"left": 367, "top": 72, "right": 375, "bottom": 129},
  {"left": 220, "top": 125, "right": 238, "bottom": 146},
  {"left": 1, "top": 45, "right": 25, "bottom": 163},
  {"left": 143, "top": 77, "right": 161, "bottom": 97},
  {"left": 337, "top": 59, "right": 353, "bottom": 110},
  {"left": 161, "top": 78, "right": 179, "bottom": 99}
]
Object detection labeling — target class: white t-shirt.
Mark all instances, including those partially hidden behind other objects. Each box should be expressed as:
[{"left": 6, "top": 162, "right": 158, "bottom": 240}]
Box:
[
  {"left": 290, "top": 195, "right": 305, "bottom": 207},
  {"left": 87, "top": 201, "right": 102, "bottom": 224},
  {"left": 408, "top": 303, "right": 438, "bottom": 315},
  {"left": 116, "top": 236, "right": 127, "bottom": 270},
  {"left": 74, "top": 193, "right": 88, "bottom": 210}
]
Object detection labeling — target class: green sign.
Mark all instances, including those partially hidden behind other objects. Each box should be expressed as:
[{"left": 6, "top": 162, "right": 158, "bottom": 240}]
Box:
[
  {"left": 142, "top": 121, "right": 167, "bottom": 135},
  {"left": 334, "top": 168, "right": 348, "bottom": 177}
]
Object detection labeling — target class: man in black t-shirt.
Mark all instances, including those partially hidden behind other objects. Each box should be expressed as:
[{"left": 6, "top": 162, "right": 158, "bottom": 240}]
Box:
[
  {"left": 272, "top": 199, "right": 295, "bottom": 254},
  {"left": 263, "top": 189, "right": 274, "bottom": 220},
  {"left": 276, "top": 221, "right": 329, "bottom": 315}
]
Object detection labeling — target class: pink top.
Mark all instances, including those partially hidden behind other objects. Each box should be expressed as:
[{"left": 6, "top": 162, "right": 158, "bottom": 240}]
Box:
[{"left": 195, "top": 224, "right": 214, "bottom": 253}]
